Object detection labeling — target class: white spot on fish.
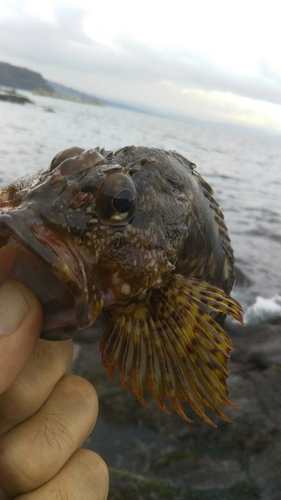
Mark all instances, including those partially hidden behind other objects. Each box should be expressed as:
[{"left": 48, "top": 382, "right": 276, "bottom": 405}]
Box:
[{"left": 121, "top": 283, "right": 131, "bottom": 295}]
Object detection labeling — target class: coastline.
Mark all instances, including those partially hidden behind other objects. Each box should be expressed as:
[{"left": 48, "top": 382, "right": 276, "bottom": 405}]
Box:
[{"left": 33, "top": 88, "right": 102, "bottom": 106}]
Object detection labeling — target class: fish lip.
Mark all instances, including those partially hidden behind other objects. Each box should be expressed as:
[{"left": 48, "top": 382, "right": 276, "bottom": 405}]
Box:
[
  {"left": 0, "top": 210, "right": 62, "bottom": 268},
  {"left": 0, "top": 210, "right": 98, "bottom": 339}
]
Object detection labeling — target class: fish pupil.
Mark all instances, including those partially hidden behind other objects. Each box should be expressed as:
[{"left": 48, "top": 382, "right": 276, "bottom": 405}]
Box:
[{"left": 112, "top": 189, "right": 134, "bottom": 214}]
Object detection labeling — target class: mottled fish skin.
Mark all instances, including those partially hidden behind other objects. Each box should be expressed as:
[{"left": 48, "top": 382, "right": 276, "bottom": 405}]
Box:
[{"left": 0, "top": 146, "right": 243, "bottom": 424}]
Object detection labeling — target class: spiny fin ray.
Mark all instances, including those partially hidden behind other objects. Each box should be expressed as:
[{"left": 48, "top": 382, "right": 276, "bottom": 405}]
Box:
[{"left": 100, "top": 274, "right": 244, "bottom": 425}]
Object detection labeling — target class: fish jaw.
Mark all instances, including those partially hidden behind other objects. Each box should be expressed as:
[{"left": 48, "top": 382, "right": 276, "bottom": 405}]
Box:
[{"left": 0, "top": 211, "right": 104, "bottom": 339}]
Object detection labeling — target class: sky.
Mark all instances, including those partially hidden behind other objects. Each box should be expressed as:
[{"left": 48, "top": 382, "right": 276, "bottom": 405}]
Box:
[{"left": 0, "top": 0, "right": 280, "bottom": 133}]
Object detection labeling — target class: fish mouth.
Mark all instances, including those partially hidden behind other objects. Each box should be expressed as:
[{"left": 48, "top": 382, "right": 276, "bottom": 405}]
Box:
[{"left": 0, "top": 209, "right": 101, "bottom": 340}]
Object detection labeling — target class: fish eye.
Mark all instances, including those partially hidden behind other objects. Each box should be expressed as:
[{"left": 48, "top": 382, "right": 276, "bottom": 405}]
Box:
[{"left": 96, "top": 173, "right": 136, "bottom": 224}]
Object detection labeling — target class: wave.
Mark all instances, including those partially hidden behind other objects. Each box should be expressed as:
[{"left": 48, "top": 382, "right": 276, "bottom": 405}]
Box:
[{"left": 244, "top": 295, "right": 281, "bottom": 325}]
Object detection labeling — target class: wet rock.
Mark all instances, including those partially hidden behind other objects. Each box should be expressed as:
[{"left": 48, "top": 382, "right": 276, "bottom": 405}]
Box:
[
  {"left": 227, "top": 321, "right": 281, "bottom": 370},
  {"left": 233, "top": 265, "right": 252, "bottom": 288},
  {"left": 249, "top": 438, "right": 281, "bottom": 500},
  {"left": 0, "top": 89, "right": 34, "bottom": 104},
  {"left": 71, "top": 320, "right": 281, "bottom": 500}
]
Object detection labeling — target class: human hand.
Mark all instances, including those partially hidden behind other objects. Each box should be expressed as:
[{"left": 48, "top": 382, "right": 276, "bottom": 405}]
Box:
[{"left": 0, "top": 246, "right": 108, "bottom": 499}]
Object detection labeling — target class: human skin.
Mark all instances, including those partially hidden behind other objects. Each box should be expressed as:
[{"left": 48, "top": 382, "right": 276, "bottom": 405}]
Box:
[{"left": 0, "top": 246, "right": 109, "bottom": 499}]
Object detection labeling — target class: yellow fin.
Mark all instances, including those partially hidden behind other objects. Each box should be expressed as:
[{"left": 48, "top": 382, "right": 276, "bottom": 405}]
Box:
[{"left": 100, "top": 274, "right": 244, "bottom": 426}]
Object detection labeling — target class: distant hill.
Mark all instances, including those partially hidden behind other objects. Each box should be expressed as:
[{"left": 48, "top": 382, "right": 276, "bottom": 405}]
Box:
[
  {"left": 0, "top": 61, "right": 158, "bottom": 114},
  {"left": 0, "top": 62, "right": 102, "bottom": 105},
  {"left": 0, "top": 61, "right": 53, "bottom": 92}
]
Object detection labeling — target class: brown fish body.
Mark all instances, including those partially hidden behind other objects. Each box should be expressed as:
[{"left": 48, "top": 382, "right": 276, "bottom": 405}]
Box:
[{"left": 0, "top": 146, "right": 243, "bottom": 424}]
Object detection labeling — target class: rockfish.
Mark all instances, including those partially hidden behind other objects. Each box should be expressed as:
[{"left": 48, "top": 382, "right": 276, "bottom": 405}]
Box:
[{"left": 0, "top": 146, "right": 243, "bottom": 425}]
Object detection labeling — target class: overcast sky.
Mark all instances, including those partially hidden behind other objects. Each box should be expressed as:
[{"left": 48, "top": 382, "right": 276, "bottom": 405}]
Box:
[{"left": 0, "top": 0, "right": 280, "bottom": 133}]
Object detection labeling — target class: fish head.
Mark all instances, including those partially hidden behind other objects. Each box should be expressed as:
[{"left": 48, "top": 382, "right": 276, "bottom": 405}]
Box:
[{"left": 0, "top": 146, "right": 180, "bottom": 338}]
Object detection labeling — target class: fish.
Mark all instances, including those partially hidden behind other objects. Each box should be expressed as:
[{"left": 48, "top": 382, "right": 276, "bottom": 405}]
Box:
[{"left": 0, "top": 145, "right": 243, "bottom": 425}]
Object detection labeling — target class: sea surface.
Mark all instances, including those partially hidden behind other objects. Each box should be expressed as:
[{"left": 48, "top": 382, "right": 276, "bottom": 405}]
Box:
[{"left": 1, "top": 91, "right": 281, "bottom": 321}]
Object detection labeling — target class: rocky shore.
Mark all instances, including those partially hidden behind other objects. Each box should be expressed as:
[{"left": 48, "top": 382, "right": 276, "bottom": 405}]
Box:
[
  {"left": 71, "top": 313, "right": 281, "bottom": 500},
  {"left": 0, "top": 89, "right": 34, "bottom": 104}
]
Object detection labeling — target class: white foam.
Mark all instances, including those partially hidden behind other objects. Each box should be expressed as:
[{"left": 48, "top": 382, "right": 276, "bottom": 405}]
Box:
[{"left": 244, "top": 295, "right": 281, "bottom": 325}]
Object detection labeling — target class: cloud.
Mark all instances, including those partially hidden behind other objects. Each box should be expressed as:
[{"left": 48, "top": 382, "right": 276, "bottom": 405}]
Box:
[
  {"left": 0, "top": 6, "right": 280, "bottom": 132},
  {"left": 0, "top": 7, "right": 91, "bottom": 66}
]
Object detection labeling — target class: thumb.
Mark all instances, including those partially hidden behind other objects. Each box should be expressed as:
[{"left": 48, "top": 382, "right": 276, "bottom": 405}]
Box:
[{"left": 0, "top": 281, "right": 43, "bottom": 394}]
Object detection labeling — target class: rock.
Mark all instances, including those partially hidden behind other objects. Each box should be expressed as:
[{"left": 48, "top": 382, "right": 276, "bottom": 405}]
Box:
[
  {"left": 0, "top": 89, "right": 34, "bottom": 104},
  {"left": 227, "top": 321, "right": 281, "bottom": 370},
  {"left": 71, "top": 320, "right": 281, "bottom": 500},
  {"left": 233, "top": 265, "right": 252, "bottom": 288},
  {"left": 250, "top": 439, "right": 281, "bottom": 500}
]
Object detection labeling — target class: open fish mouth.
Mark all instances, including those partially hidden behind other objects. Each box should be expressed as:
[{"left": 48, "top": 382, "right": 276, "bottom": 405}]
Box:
[{"left": 0, "top": 210, "right": 99, "bottom": 339}]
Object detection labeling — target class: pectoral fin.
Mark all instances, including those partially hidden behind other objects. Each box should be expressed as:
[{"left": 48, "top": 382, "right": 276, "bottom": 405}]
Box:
[{"left": 100, "top": 274, "right": 243, "bottom": 426}]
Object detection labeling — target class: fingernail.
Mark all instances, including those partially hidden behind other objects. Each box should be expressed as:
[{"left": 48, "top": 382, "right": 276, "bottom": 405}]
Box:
[{"left": 0, "top": 281, "right": 29, "bottom": 335}]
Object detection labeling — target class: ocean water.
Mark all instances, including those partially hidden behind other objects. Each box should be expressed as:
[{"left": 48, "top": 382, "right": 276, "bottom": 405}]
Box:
[{"left": 0, "top": 91, "right": 281, "bottom": 321}]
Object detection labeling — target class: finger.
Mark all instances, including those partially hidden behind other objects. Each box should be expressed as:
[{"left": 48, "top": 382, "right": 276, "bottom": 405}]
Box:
[
  {"left": 0, "top": 338, "right": 73, "bottom": 436},
  {"left": 0, "top": 281, "right": 43, "bottom": 394},
  {"left": 15, "top": 449, "right": 109, "bottom": 500},
  {"left": 0, "top": 375, "right": 98, "bottom": 497}
]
